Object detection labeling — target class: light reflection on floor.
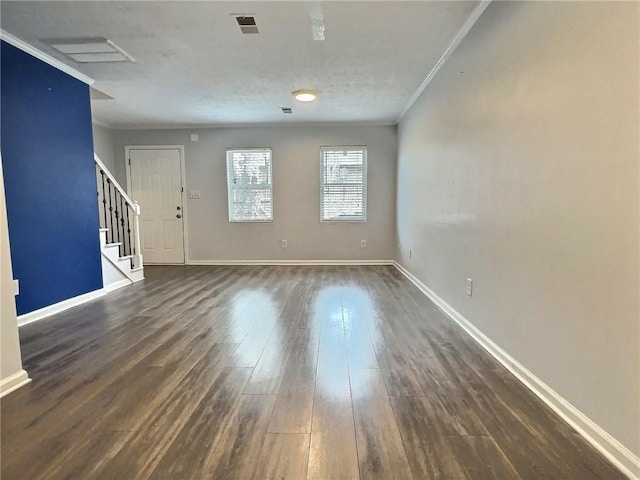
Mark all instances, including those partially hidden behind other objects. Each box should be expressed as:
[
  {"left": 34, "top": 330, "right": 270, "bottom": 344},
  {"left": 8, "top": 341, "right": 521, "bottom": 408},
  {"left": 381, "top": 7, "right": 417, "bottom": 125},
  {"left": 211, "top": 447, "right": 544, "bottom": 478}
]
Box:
[{"left": 227, "top": 282, "right": 382, "bottom": 400}]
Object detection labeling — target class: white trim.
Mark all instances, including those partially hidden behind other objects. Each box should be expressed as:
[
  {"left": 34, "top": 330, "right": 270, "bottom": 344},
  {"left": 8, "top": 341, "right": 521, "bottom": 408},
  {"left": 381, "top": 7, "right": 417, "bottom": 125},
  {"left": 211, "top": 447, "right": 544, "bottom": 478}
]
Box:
[
  {"left": 103, "top": 278, "right": 132, "bottom": 293},
  {"left": 187, "top": 260, "right": 394, "bottom": 266},
  {"left": 398, "top": 0, "right": 491, "bottom": 120},
  {"left": 0, "top": 370, "right": 31, "bottom": 398},
  {"left": 178, "top": 147, "right": 189, "bottom": 264},
  {"left": 17, "top": 289, "right": 106, "bottom": 327},
  {"left": 105, "top": 121, "right": 397, "bottom": 130},
  {"left": 0, "top": 29, "right": 94, "bottom": 86},
  {"left": 393, "top": 261, "right": 640, "bottom": 480},
  {"left": 125, "top": 145, "right": 188, "bottom": 264}
]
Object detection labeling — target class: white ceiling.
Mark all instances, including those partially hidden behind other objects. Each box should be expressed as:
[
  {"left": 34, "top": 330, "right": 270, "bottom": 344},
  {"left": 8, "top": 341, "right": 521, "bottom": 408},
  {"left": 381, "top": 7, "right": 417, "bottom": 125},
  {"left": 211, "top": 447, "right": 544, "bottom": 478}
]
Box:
[{"left": 1, "top": 1, "right": 479, "bottom": 128}]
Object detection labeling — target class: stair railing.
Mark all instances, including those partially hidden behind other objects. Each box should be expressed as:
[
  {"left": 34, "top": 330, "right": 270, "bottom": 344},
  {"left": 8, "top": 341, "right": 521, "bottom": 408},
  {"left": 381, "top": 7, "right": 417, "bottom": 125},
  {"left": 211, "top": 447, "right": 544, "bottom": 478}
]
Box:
[{"left": 94, "top": 153, "right": 142, "bottom": 269}]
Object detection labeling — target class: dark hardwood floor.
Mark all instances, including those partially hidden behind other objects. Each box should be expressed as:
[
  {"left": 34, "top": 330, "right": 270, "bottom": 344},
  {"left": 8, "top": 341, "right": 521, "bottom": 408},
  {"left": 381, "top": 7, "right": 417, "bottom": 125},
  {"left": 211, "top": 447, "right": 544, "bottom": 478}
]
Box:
[{"left": 1, "top": 265, "right": 626, "bottom": 479}]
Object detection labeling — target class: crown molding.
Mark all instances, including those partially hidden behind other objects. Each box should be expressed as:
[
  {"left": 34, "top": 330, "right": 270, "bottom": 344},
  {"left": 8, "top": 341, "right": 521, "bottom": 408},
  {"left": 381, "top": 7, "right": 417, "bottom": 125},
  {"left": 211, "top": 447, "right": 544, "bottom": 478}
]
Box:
[
  {"left": 399, "top": 0, "right": 492, "bottom": 121},
  {"left": 105, "top": 120, "right": 398, "bottom": 131},
  {"left": 0, "top": 29, "right": 94, "bottom": 86}
]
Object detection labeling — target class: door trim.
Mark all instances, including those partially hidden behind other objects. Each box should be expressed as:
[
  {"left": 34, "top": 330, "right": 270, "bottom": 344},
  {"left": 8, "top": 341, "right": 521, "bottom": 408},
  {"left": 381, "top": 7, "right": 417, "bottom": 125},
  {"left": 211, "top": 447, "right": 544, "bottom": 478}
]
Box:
[{"left": 125, "top": 145, "right": 188, "bottom": 265}]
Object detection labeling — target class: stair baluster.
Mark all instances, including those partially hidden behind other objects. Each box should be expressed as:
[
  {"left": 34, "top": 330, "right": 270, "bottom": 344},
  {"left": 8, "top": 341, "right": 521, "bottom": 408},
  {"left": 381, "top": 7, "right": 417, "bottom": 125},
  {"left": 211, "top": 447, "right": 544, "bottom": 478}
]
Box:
[
  {"left": 114, "top": 193, "right": 120, "bottom": 251},
  {"left": 119, "top": 193, "right": 127, "bottom": 257},
  {"left": 100, "top": 169, "right": 108, "bottom": 230},
  {"left": 94, "top": 153, "right": 143, "bottom": 281},
  {"left": 124, "top": 197, "right": 132, "bottom": 258},
  {"left": 107, "top": 179, "right": 115, "bottom": 243}
]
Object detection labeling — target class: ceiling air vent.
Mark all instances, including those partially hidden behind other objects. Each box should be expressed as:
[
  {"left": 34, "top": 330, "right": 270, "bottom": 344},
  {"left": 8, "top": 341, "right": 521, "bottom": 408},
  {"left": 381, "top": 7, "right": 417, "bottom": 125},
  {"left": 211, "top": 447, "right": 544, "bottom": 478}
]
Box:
[
  {"left": 281, "top": 107, "right": 293, "bottom": 114},
  {"left": 235, "top": 16, "right": 259, "bottom": 34},
  {"left": 48, "top": 37, "right": 134, "bottom": 63}
]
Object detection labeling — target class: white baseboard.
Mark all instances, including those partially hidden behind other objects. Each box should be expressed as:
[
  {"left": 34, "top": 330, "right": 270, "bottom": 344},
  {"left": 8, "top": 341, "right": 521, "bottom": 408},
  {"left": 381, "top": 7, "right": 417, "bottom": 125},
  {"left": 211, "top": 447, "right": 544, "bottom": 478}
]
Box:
[
  {"left": 17, "top": 288, "right": 106, "bottom": 327},
  {"left": 0, "top": 369, "right": 31, "bottom": 398},
  {"left": 104, "top": 278, "right": 132, "bottom": 293},
  {"left": 393, "top": 261, "right": 640, "bottom": 480},
  {"left": 187, "top": 259, "right": 395, "bottom": 266},
  {"left": 16, "top": 275, "right": 144, "bottom": 327}
]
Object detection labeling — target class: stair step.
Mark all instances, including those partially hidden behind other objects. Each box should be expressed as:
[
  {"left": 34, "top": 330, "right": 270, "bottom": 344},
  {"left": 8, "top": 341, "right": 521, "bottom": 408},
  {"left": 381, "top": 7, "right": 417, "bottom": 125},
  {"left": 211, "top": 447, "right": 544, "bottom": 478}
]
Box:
[
  {"left": 118, "top": 255, "right": 133, "bottom": 261},
  {"left": 129, "top": 267, "right": 145, "bottom": 282},
  {"left": 99, "top": 228, "right": 109, "bottom": 232},
  {"left": 104, "top": 242, "right": 123, "bottom": 248},
  {"left": 131, "top": 266, "right": 144, "bottom": 272}
]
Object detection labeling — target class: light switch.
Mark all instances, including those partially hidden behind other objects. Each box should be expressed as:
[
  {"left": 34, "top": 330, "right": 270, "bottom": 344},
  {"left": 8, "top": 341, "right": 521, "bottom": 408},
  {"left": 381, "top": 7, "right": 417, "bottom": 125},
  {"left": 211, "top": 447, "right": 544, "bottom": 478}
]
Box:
[
  {"left": 190, "top": 190, "right": 201, "bottom": 199},
  {"left": 190, "top": 133, "right": 199, "bottom": 142}
]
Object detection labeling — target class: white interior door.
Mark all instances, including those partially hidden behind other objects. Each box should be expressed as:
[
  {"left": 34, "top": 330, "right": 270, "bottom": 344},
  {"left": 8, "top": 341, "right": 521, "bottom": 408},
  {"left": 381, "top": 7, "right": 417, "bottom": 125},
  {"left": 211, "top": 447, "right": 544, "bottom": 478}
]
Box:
[{"left": 129, "top": 148, "right": 185, "bottom": 264}]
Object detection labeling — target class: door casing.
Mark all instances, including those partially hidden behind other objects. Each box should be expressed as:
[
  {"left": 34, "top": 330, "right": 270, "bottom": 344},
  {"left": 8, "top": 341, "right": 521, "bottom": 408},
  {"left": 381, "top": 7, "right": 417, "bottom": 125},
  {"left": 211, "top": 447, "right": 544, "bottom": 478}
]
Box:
[{"left": 125, "top": 145, "right": 188, "bottom": 264}]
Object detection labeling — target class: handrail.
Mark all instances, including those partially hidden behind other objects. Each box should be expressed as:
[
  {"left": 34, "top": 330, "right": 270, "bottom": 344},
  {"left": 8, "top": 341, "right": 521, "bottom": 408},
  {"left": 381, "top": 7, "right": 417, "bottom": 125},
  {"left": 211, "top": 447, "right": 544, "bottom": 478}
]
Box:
[
  {"left": 94, "top": 153, "right": 143, "bottom": 269},
  {"left": 93, "top": 153, "right": 139, "bottom": 214}
]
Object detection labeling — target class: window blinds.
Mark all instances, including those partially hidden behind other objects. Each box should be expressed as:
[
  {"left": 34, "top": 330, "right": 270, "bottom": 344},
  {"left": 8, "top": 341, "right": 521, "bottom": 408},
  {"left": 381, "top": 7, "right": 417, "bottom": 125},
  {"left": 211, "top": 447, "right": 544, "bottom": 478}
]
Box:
[
  {"left": 320, "top": 146, "right": 367, "bottom": 222},
  {"left": 226, "top": 148, "right": 273, "bottom": 222}
]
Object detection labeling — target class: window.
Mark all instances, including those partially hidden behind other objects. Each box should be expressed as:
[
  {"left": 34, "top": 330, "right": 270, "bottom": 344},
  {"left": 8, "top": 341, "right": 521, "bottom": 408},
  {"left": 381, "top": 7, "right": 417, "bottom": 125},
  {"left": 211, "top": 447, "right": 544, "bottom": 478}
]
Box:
[
  {"left": 320, "top": 146, "right": 367, "bottom": 222},
  {"left": 226, "top": 148, "right": 273, "bottom": 222}
]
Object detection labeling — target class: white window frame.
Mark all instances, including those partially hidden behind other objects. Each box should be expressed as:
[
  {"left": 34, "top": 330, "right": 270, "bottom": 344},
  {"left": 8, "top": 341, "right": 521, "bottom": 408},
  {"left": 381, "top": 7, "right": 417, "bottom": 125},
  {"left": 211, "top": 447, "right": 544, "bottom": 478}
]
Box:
[
  {"left": 319, "top": 146, "right": 367, "bottom": 222},
  {"left": 226, "top": 148, "right": 273, "bottom": 222}
]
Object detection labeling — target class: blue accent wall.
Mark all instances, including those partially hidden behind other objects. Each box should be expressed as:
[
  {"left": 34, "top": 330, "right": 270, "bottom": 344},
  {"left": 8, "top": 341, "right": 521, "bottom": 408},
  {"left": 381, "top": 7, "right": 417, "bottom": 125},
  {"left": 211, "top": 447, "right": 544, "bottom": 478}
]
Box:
[{"left": 1, "top": 41, "right": 103, "bottom": 315}]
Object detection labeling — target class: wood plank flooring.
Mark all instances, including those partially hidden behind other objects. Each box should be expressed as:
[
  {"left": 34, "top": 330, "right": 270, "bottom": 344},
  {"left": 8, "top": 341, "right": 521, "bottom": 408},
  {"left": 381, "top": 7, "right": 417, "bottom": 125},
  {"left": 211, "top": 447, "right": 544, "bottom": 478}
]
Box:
[{"left": 0, "top": 265, "right": 626, "bottom": 480}]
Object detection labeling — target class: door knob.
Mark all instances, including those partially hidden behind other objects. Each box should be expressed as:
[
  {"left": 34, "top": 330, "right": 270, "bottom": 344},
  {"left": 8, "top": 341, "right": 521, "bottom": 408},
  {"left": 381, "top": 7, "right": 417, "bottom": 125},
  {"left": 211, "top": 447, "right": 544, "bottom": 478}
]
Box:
[{"left": 176, "top": 214, "right": 182, "bottom": 218}]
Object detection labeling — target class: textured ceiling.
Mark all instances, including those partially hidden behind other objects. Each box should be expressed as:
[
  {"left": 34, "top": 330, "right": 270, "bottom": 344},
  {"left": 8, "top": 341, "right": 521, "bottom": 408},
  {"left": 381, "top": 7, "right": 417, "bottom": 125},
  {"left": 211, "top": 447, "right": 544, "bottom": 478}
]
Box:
[{"left": 1, "top": 1, "right": 479, "bottom": 128}]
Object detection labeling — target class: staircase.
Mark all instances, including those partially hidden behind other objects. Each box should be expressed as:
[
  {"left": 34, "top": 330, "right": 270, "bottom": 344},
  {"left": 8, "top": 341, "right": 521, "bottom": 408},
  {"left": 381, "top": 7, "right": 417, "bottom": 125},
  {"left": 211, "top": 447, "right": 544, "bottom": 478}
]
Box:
[{"left": 95, "top": 154, "right": 144, "bottom": 291}]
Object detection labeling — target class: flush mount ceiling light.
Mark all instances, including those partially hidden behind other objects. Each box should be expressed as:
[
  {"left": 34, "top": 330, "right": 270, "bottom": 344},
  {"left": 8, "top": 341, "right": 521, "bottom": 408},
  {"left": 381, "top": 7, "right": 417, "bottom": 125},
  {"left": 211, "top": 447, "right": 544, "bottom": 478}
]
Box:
[{"left": 292, "top": 89, "right": 317, "bottom": 102}]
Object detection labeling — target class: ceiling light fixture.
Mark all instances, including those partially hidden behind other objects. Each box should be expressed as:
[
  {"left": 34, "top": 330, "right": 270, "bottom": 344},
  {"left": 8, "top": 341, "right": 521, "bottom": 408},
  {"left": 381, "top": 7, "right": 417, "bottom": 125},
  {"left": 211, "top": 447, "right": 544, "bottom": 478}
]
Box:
[{"left": 292, "top": 89, "right": 317, "bottom": 102}]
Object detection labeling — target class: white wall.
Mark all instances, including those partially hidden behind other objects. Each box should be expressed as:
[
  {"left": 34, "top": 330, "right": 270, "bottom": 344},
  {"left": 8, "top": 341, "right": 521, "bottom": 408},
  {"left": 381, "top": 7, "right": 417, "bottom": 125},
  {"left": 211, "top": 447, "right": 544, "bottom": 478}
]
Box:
[
  {"left": 0, "top": 155, "right": 28, "bottom": 395},
  {"left": 111, "top": 125, "right": 397, "bottom": 262},
  {"left": 92, "top": 123, "right": 118, "bottom": 179},
  {"left": 397, "top": 0, "right": 639, "bottom": 460}
]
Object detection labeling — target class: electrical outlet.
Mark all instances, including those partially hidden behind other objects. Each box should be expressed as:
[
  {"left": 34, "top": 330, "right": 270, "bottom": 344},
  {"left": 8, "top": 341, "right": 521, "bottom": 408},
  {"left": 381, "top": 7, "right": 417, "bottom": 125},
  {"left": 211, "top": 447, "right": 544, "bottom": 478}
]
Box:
[
  {"left": 361, "top": 240, "right": 367, "bottom": 248},
  {"left": 466, "top": 278, "right": 473, "bottom": 296},
  {"left": 189, "top": 190, "right": 201, "bottom": 199},
  {"left": 190, "top": 133, "right": 199, "bottom": 142},
  {"left": 281, "top": 240, "right": 288, "bottom": 248}
]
